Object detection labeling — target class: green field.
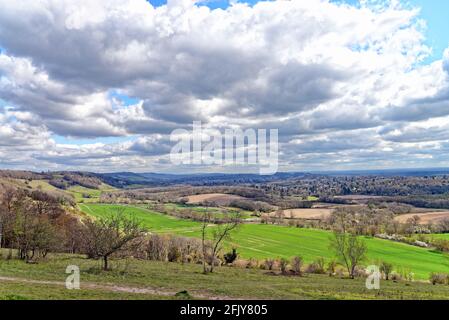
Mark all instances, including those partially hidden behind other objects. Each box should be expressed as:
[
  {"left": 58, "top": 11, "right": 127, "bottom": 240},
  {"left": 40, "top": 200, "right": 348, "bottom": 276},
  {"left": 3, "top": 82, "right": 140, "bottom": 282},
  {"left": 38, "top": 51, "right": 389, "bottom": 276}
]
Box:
[
  {"left": 2, "top": 252, "right": 449, "bottom": 300},
  {"left": 425, "top": 234, "right": 449, "bottom": 240},
  {"left": 79, "top": 204, "right": 449, "bottom": 280},
  {"left": 79, "top": 203, "right": 203, "bottom": 233}
]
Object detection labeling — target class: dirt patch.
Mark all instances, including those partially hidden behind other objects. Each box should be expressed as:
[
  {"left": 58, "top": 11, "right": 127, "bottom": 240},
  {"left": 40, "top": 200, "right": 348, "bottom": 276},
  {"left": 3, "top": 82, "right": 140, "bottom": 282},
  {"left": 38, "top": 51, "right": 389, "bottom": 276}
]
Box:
[
  {"left": 395, "top": 212, "right": 449, "bottom": 224},
  {"left": 186, "top": 193, "right": 246, "bottom": 206}
]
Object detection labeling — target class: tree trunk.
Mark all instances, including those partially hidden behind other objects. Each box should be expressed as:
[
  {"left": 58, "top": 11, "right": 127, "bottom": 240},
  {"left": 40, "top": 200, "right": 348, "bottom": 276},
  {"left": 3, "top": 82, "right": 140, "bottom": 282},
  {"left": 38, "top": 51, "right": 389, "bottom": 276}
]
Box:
[
  {"left": 103, "top": 256, "right": 109, "bottom": 271},
  {"left": 350, "top": 265, "right": 355, "bottom": 279},
  {"left": 0, "top": 220, "right": 3, "bottom": 249}
]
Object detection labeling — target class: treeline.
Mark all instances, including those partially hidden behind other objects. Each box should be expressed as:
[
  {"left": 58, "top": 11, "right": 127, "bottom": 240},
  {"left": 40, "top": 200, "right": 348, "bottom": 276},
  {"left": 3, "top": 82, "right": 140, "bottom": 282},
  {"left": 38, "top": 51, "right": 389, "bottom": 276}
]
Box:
[
  {"left": 0, "top": 188, "right": 83, "bottom": 260},
  {"left": 48, "top": 172, "right": 104, "bottom": 190},
  {"left": 262, "top": 175, "right": 449, "bottom": 198},
  {"left": 0, "top": 170, "right": 104, "bottom": 191},
  {"left": 0, "top": 170, "right": 50, "bottom": 180},
  {"left": 384, "top": 195, "right": 449, "bottom": 210}
]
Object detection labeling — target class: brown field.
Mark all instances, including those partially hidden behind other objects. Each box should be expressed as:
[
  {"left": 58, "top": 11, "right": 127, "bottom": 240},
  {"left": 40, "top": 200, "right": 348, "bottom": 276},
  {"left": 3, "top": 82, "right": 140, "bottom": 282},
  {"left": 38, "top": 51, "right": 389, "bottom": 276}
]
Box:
[
  {"left": 270, "top": 208, "right": 333, "bottom": 220},
  {"left": 186, "top": 193, "right": 246, "bottom": 205},
  {"left": 395, "top": 211, "right": 449, "bottom": 224}
]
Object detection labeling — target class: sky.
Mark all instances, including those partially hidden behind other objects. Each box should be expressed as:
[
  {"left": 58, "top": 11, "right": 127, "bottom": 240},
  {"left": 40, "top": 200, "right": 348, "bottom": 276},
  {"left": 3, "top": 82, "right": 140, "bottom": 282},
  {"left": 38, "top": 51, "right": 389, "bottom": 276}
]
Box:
[{"left": 1, "top": 0, "right": 449, "bottom": 173}]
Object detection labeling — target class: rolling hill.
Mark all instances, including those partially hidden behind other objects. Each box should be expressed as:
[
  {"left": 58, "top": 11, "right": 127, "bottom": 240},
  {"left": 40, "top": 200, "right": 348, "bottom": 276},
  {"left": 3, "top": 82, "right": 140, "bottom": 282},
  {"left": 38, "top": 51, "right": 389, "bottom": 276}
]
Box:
[{"left": 79, "top": 203, "right": 449, "bottom": 280}]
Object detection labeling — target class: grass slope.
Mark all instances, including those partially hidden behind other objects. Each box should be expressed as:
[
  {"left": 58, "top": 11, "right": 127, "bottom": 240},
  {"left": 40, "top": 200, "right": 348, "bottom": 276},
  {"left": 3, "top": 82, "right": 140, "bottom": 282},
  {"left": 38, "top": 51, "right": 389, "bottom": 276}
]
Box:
[
  {"left": 2, "top": 253, "right": 449, "bottom": 300},
  {"left": 79, "top": 204, "right": 449, "bottom": 279},
  {"left": 68, "top": 184, "right": 116, "bottom": 203}
]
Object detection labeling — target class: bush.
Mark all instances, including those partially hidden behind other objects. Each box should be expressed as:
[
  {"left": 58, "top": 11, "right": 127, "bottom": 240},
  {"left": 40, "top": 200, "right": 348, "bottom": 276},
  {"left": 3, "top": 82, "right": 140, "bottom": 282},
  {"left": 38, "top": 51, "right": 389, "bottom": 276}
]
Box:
[
  {"left": 353, "top": 266, "right": 368, "bottom": 278},
  {"left": 390, "top": 272, "right": 402, "bottom": 282},
  {"left": 430, "top": 273, "right": 448, "bottom": 285},
  {"left": 246, "top": 258, "right": 259, "bottom": 269},
  {"left": 291, "top": 256, "right": 303, "bottom": 276},
  {"left": 232, "top": 259, "right": 249, "bottom": 269},
  {"left": 380, "top": 261, "right": 394, "bottom": 280},
  {"left": 264, "top": 259, "right": 275, "bottom": 271},
  {"left": 279, "top": 258, "right": 289, "bottom": 274},
  {"left": 432, "top": 239, "right": 449, "bottom": 252},
  {"left": 327, "top": 260, "right": 337, "bottom": 277},
  {"left": 223, "top": 248, "right": 238, "bottom": 264},
  {"left": 335, "top": 267, "right": 345, "bottom": 278},
  {"left": 306, "top": 258, "right": 326, "bottom": 274}
]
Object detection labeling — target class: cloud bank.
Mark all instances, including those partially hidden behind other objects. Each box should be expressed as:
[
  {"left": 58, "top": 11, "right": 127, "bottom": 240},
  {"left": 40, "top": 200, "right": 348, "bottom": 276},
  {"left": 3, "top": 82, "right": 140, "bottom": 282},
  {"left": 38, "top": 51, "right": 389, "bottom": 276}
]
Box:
[{"left": 0, "top": 0, "right": 448, "bottom": 172}]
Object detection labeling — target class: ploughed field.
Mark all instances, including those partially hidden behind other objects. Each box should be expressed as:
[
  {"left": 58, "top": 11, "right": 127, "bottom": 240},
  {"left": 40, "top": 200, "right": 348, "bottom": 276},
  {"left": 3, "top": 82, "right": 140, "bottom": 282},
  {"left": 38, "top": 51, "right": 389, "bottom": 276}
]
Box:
[
  {"left": 395, "top": 211, "right": 449, "bottom": 224},
  {"left": 185, "top": 193, "right": 246, "bottom": 205},
  {"left": 79, "top": 204, "right": 449, "bottom": 280},
  {"left": 269, "top": 208, "right": 332, "bottom": 219}
]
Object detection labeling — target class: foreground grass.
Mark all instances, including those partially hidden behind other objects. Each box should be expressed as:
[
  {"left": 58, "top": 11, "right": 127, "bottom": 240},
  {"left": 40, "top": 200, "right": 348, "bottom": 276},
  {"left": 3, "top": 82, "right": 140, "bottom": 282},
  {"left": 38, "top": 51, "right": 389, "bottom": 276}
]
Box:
[
  {"left": 0, "top": 280, "right": 176, "bottom": 300},
  {"left": 2, "top": 253, "right": 449, "bottom": 300},
  {"left": 79, "top": 204, "right": 449, "bottom": 280}
]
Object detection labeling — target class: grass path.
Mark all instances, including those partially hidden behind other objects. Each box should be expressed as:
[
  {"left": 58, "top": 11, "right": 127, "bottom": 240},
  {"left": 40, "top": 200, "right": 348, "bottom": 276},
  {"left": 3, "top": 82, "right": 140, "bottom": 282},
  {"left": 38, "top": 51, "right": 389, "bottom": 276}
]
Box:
[{"left": 0, "top": 276, "right": 233, "bottom": 300}]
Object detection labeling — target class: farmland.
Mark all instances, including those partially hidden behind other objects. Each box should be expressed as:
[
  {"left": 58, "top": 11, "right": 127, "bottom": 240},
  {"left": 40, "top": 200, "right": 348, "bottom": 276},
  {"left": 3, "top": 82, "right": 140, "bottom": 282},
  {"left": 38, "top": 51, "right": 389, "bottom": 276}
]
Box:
[
  {"left": 395, "top": 211, "right": 449, "bottom": 224},
  {"left": 185, "top": 193, "right": 246, "bottom": 205},
  {"left": 270, "top": 208, "right": 332, "bottom": 220},
  {"left": 79, "top": 203, "right": 449, "bottom": 280}
]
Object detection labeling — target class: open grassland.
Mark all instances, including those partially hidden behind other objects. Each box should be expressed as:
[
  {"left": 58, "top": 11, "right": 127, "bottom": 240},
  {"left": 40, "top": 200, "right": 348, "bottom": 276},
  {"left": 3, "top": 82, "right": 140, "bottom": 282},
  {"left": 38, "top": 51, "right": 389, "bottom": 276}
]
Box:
[
  {"left": 0, "top": 178, "right": 116, "bottom": 204},
  {"left": 79, "top": 204, "right": 449, "bottom": 280},
  {"left": 25, "top": 179, "right": 59, "bottom": 191},
  {"left": 0, "top": 178, "right": 58, "bottom": 191},
  {"left": 2, "top": 252, "right": 449, "bottom": 300}
]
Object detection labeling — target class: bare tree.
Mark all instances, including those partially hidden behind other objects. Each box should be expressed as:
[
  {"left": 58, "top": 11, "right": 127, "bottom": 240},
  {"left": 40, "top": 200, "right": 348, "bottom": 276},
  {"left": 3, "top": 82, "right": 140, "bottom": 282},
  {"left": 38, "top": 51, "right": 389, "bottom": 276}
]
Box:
[
  {"left": 82, "top": 209, "right": 145, "bottom": 270},
  {"left": 0, "top": 187, "right": 17, "bottom": 249},
  {"left": 330, "top": 232, "right": 367, "bottom": 279},
  {"left": 201, "top": 209, "right": 212, "bottom": 274},
  {"left": 201, "top": 210, "right": 241, "bottom": 273},
  {"left": 291, "top": 256, "right": 303, "bottom": 276}
]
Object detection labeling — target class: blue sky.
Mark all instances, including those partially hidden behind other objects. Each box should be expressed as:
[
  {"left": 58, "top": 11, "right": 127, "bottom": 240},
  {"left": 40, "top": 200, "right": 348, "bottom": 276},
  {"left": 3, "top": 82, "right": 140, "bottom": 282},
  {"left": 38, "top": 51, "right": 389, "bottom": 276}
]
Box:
[{"left": 408, "top": 0, "right": 449, "bottom": 61}]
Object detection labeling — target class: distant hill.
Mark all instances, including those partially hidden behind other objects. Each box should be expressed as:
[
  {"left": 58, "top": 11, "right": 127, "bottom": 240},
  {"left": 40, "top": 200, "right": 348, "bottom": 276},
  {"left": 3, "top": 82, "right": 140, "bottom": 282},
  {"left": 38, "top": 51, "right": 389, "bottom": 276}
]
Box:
[
  {"left": 97, "top": 172, "right": 311, "bottom": 188},
  {"left": 3, "top": 167, "right": 449, "bottom": 190}
]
